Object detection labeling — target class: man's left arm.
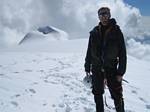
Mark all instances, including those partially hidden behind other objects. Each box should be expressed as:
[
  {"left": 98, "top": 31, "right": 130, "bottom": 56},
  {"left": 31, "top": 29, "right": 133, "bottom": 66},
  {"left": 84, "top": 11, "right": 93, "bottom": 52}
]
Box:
[{"left": 117, "top": 28, "right": 127, "bottom": 76}]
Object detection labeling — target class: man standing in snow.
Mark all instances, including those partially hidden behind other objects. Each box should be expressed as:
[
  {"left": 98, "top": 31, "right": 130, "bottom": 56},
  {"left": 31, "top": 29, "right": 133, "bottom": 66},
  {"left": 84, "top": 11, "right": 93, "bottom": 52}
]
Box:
[{"left": 84, "top": 7, "right": 127, "bottom": 112}]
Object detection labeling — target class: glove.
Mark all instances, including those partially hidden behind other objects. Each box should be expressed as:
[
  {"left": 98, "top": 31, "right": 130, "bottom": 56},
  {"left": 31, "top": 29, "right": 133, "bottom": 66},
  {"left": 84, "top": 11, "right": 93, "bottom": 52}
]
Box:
[{"left": 116, "top": 75, "right": 123, "bottom": 82}]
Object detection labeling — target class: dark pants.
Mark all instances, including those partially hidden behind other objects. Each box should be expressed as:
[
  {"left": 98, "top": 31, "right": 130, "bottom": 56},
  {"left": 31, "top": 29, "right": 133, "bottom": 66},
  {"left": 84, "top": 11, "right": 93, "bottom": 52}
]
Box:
[{"left": 92, "top": 69, "right": 125, "bottom": 112}]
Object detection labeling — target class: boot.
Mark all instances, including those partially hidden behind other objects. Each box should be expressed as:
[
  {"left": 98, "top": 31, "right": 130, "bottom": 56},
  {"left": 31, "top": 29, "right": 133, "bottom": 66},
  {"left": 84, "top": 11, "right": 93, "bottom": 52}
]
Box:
[
  {"left": 94, "top": 95, "right": 104, "bottom": 112},
  {"left": 114, "top": 98, "right": 125, "bottom": 112}
]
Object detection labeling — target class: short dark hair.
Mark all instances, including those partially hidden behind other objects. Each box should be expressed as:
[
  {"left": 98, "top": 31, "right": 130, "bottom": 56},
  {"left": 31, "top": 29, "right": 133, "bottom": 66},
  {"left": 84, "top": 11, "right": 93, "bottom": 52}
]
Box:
[{"left": 98, "top": 7, "right": 111, "bottom": 17}]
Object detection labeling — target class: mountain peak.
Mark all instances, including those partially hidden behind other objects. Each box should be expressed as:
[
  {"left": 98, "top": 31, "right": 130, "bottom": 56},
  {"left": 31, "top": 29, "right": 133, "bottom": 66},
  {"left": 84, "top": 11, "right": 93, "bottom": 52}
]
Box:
[
  {"left": 38, "top": 26, "right": 58, "bottom": 34},
  {"left": 18, "top": 26, "right": 68, "bottom": 45}
]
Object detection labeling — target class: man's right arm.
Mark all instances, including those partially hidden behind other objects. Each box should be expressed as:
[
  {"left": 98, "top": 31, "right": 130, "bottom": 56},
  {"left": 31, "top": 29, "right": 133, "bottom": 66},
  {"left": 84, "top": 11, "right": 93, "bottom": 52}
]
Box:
[{"left": 84, "top": 35, "right": 92, "bottom": 73}]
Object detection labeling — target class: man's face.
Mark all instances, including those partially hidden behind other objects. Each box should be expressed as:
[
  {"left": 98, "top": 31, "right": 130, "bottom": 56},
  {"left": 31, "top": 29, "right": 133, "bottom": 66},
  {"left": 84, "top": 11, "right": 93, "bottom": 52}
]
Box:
[{"left": 98, "top": 9, "right": 110, "bottom": 26}]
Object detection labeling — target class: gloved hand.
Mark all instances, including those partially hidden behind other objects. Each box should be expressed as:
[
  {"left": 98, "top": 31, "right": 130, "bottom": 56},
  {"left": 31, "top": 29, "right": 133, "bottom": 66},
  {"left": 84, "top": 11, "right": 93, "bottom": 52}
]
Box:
[
  {"left": 86, "top": 72, "right": 91, "bottom": 76},
  {"left": 116, "top": 75, "right": 123, "bottom": 82}
]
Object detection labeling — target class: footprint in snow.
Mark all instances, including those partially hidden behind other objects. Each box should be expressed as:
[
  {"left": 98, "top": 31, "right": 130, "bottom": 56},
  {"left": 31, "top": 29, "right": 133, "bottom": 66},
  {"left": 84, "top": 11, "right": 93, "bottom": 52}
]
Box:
[
  {"left": 43, "top": 103, "right": 47, "bottom": 106},
  {"left": 24, "top": 69, "right": 33, "bottom": 72},
  {"left": 65, "top": 104, "right": 72, "bottom": 112},
  {"left": 11, "top": 94, "right": 21, "bottom": 99},
  {"left": 44, "top": 57, "right": 50, "bottom": 60},
  {"left": 146, "top": 104, "right": 150, "bottom": 109},
  {"left": 25, "top": 88, "right": 36, "bottom": 94},
  {"left": 138, "top": 97, "right": 147, "bottom": 103},
  {"left": 58, "top": 103, "right": 65, "bottom": 108},
  {"left": 125, "top": 109, "right": 136, "bottom": 112},
  {"left": 44, "top": 79, "right": 58, "bottom": 84},
  {"left": 29, "top": 89, "right": 36, "bottom": 94},
  {"left": 84, "top": 107, "right": 94, "bottom": 112},
  {"left": 128, "top": 85, "right": 139, "bottom": 90},
  {"left": 32, "top": 59, "right": 37, "bottom": 62},
  {"left": 0, "top": 73, "right": 5, "bottom": 76},
  {"left": 15, "top": 94, "right": 21, "bottom": 97},
  {"left": 52, "top": 104, "right": 56, "bottom": 108},
  {"left": 31, "top": 82, "right": 39, "bottom": 85},
  {"left": 54, "top": 103, "right": 71, "bottom": 112},
  {"left": 10, "top": 101, "right": 18, "bottom": 107},
  {"left": 13, "top": 71, "right": 19, "bottom": 74},
  {"left": 11, "top": 62, "right": 17, "bottom": 65},
  {"left": 131, "top": 90, "right": 138, "bottom": 95}
]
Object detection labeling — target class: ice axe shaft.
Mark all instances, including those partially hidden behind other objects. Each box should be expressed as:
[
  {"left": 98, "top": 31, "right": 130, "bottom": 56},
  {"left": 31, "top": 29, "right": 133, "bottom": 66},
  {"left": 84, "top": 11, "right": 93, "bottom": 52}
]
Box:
[{"left": 122, "top": 79, "right": 129, "bottom": 83}]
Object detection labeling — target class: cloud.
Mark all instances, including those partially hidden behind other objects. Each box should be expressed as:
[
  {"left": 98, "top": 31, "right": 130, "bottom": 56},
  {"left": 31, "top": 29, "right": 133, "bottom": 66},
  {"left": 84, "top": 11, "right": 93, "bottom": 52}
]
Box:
[
  {"left": 127, "top": 39, "right": 150, "bottom": 60},
  {"left": 0, "top": 0, "right": 150, "bottom": 60},
  {"left": 0, "top": 0, "right": 46, "bottom": 46}
]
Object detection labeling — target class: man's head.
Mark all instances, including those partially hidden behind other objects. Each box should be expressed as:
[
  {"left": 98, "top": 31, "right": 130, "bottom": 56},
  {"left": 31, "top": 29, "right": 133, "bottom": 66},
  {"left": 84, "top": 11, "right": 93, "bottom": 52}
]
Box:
[{"left": 98, "top": 7, "right": 111, "bottom": 26}]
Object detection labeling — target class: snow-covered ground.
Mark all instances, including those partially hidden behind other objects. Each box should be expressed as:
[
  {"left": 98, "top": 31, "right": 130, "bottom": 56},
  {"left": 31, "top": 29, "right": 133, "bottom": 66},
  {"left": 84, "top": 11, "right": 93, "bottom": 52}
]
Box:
[{"left": 0, "top": 39, "right": 150, "bottom": 112}]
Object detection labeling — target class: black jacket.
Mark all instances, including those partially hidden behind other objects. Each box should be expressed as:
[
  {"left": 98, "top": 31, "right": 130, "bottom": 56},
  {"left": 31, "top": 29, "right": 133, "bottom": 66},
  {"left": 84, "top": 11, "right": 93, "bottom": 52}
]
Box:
[{"left": 84, "top": 18, "right": 127, "bottom": 76}]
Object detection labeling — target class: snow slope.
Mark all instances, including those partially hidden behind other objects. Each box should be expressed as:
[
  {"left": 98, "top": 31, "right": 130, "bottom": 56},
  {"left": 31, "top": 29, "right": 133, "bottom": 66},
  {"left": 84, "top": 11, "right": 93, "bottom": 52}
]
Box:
[
  {"left": 0, "top": 39, "right": 150, "bottom": 112},
  {"left": 19, "top": 26, "right": 68, "bottom": 45}
]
